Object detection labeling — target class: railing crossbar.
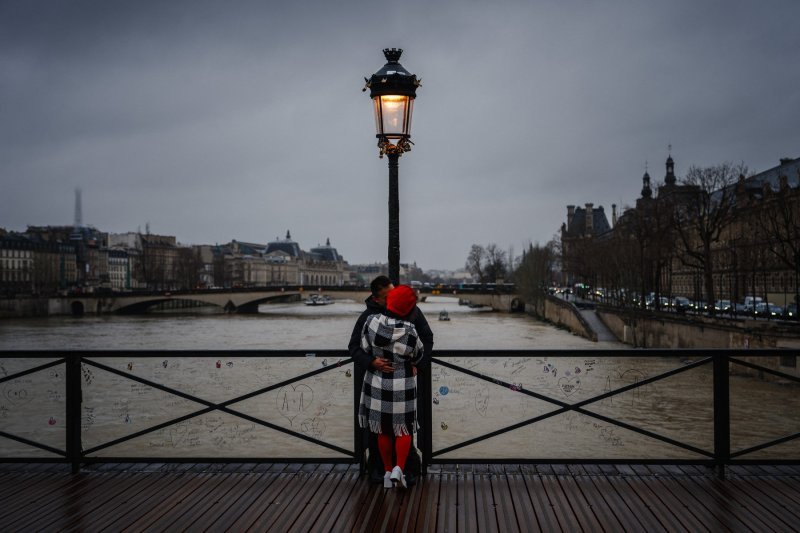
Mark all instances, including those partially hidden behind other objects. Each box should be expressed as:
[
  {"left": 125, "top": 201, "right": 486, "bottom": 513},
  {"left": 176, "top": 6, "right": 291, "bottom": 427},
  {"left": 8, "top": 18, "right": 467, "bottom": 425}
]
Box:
[
  {"left": 0, "top": 358, "right": 65, "bottom": 385},
  {"left": 430, "top": 356, "right": 715, "bottom": 457},
  {"left": 730, "top": 357, "right": 800, "bottom": 384},
  {"left": 431, "top": 357, "right": 570, "bottom": 407},
  {"left": 82, "top": 358, "right": 354, "bottom": 457},
  {"left": 0, "top": 429, "right": 66, "bottom": 456},
  {"left": 730, "top": 431, "right": 800, "bottom": 459},
  {"left": 575, "top": 407, "right": 713, "bottom": 457}
]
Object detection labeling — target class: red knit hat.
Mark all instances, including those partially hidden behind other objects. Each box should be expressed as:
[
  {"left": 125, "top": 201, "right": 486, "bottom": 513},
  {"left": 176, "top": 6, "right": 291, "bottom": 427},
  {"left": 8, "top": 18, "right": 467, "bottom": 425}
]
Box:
[{"left": 386, "top": 285, "right": 417, "bottom": 317}]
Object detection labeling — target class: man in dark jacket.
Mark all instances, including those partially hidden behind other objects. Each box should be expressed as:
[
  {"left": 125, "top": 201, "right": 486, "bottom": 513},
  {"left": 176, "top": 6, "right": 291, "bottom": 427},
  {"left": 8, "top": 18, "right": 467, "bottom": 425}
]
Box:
[
  {"left": 349, "top": 275, "right": 434, "bottom": 370},
  {"left": 349, "top": 275, "right": 434, "bottom": 484}
]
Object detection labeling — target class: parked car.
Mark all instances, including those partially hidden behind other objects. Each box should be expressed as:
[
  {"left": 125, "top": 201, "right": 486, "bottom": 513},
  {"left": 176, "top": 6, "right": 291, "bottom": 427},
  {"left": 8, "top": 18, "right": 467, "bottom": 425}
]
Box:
[
  {"left": 714, "top": 300, "right": 732, "bottom": 314},
  {"left": 755, "top": 302, "right": 783, "bottom": 318},
  {"left": 672, "top": 296, "right": 692, "bottom": 313},
  {"left": 743, "top": 296, "right": 764, "bottom": 312}
]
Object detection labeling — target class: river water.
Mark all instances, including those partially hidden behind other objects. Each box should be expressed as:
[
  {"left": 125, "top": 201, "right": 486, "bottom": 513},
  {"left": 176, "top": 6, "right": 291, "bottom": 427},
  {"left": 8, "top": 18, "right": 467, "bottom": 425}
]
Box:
[
  {"left": 0, "top": 296, "right": 602, "bottom": 350},
  {"left": 0, "top": 296, "right": 797, "bottom": 461}
]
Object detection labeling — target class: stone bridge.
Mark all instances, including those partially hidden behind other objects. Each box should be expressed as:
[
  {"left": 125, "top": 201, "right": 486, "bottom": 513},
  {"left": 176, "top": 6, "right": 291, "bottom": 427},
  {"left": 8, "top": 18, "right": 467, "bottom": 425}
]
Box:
[{"left": 48, "top": 286, "right": 524, "bottom": 315}]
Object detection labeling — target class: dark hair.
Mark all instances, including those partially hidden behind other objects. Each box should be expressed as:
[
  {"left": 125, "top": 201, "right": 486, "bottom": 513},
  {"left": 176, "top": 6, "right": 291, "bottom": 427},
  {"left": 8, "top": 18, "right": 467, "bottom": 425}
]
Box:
[{"left": 370, "top": 275, "right": 392, "bottom": 296}]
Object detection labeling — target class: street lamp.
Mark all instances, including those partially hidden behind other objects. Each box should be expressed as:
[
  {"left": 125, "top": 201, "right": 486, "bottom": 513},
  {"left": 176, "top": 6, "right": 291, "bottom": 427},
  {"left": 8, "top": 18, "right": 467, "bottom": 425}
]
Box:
[{"left": 364, "top": 48, "right": 420, "bottom": 284}]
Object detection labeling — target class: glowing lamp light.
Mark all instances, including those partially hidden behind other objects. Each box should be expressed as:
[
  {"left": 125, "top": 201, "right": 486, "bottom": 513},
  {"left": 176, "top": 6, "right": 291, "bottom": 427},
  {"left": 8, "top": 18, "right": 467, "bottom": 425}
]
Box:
[{"left": 364, "top": 48, "right": 420, "bottom": 157}]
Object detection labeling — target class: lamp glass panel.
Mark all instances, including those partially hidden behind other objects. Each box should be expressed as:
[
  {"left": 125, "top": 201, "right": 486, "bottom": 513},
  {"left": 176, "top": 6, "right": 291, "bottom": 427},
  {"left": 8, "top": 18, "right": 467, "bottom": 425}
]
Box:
[
  {"left": 379, "top": 95, "right": 410, "bottom": 137},
  {"left": 373, "top": 98, "right": 383, "bottom": 136}
]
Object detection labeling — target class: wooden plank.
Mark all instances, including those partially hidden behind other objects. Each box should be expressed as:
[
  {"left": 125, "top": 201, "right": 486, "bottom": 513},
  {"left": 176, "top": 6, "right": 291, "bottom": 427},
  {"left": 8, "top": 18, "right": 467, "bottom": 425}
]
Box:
[
  {"left": 739, "top": 478, "right": 800, "bottom": 524},
  {"left": 188, "top": 471, "right": 273, "bottom": 530},
  {"left": 458, "top": 471, "right": 479, "bottom": 533},
  {"left": 673, "top": 475, "right": 762, "bottom": 532},
  {"left": 572, "top": 473, "right": 629, "bottom": 532},
  {"left": 491, "top": 473, "right": 523, "bottom": 532},
  {"left": 408, "top": 473, "right": 439, "bottom": 533},
  {"left": 652, "top": 477, "right": 730, "bottom": 531},
  {"left": 555, "top": 473, "right": 603, "bottom": 531},
  {"left": 48, "top": 471, "right": 162, "bottom": 531},
  {"left": 603, "top": 475, "right": 668, "bottom": 532},
  {"left": 119, "top": 471, "right": 216, "bottom": 531},
  {"left": 505, "top": 473, "right": 540, "bottom": 532},
  {"left": 521, "top": 473, "right": 561, "bottom": 532},
  {"left": 436, "top": 472, "right": 458, "bottom": 532},
  {"left": 623, "top": 476, "right": 699, "bottom": 531},
  {"left": 231, "top": 469, "right": 310, "bottom": 531},
  {"left": 265, "top": 466, "right": 336, "bottom": 532},
  {"left": 307, "top": 467, "right": 364, "bottom": 532},
  {"left": 471, "top": 472, "right": 499, "bottom": 533},
  {"left": 160, "top": 472, "right": 252, "bottom": 530},
  {"left": 286, "top": 465, "right": 348, "bottom": 532},
  {"left": 1, "top": 469, "right": 123, "bottom": 528},
  {"left": 0, "top": 471, "right": 82, "bottom": 517},
  {"left": 540, "top": 474, "right": 582, "bottom": 532},
  {"left": 704, "top": 477, "right": 798, "bottom": 532},
  {"left": 74, "top": 471, "right": 189, "bottom": 532},
  {"left": 0, "top": 471, "right": 58, "bottom": 501}
]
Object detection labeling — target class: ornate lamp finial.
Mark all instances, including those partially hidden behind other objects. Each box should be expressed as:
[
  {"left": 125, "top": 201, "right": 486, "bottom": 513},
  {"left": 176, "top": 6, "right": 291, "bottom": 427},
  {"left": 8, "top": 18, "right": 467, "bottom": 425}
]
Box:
[{"left": 383, "top": 48, "right": 403, "bottom": 63}]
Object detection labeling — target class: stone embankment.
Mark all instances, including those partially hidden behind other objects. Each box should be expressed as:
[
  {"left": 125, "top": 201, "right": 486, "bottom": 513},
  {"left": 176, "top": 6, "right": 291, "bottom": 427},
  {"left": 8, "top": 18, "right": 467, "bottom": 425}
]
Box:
[{"left": 524, "top": 295, "right": 800, "bottom": 353}]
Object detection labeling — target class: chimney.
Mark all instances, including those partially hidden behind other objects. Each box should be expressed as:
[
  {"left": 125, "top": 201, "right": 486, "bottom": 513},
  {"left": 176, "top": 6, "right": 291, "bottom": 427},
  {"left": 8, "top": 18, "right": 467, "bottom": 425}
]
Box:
[
  {"left": 612, "top": 204, "right": 617, "bottom": 227},
  {"left": 567, "top": 205, "right": 575, "bottom": 229},
  {"left": 585, "top": 203, "right": 594, "bottom": 233}
]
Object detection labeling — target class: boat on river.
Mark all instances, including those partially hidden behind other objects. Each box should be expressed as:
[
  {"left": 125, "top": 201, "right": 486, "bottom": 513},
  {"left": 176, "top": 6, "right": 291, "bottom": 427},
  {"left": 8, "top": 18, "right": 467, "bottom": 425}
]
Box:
[{"left": 304, "top": 294, "right": 334, "bottom": 306}]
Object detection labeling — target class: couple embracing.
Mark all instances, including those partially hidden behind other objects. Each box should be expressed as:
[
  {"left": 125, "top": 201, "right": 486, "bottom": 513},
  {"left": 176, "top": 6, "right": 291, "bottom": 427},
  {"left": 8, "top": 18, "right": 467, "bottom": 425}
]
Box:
[{"left": 348, "top": 276, "right": 434, "bottom": 489}]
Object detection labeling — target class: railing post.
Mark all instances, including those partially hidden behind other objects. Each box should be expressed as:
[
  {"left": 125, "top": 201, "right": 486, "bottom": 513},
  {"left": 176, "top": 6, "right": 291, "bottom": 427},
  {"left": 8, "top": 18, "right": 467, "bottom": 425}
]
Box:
[
  {"left": 418, "top": 362, "right": 432, "bottom": 475},
  {"left": 353, "top": 364, "right": 366, "bottom": 473},
  {"left": 713, "top": 352, "right": 730, "bottom": 480},
  {"left": 66, "top": 354, "right": 82, "bottom": 474}
]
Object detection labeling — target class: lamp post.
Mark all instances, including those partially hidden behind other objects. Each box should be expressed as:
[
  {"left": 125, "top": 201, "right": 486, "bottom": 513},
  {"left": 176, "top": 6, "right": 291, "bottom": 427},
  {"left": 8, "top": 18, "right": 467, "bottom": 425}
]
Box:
[{"left": 364, "top": 48, "right": 420, "bottom": 285}]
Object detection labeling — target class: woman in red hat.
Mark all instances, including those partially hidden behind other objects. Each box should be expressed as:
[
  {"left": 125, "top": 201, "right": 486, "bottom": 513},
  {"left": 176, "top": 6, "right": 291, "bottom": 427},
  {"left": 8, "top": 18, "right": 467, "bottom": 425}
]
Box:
[{"left": 358, "top": 284, "right": 424, "bottom": 489}]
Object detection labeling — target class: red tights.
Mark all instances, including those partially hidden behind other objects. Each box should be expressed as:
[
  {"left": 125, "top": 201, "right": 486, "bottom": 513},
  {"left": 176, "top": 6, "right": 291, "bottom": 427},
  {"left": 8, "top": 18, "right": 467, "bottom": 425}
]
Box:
[{"left": 376, "top": 433, "right": 412, "bottom": 472}]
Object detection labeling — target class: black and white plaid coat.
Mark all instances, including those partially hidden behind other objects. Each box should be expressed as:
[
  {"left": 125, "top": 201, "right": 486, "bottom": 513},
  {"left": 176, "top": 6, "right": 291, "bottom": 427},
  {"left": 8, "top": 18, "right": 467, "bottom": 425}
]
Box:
[{"left": 358, "top": 313, "right": 425, "bottom": 436}]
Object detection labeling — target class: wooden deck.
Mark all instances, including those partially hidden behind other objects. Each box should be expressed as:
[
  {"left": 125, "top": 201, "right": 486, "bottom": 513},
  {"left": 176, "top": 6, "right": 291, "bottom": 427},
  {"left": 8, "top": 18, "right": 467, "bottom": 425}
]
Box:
[{"left": 1, "top": 463, "right": 799, "bottom": 532}]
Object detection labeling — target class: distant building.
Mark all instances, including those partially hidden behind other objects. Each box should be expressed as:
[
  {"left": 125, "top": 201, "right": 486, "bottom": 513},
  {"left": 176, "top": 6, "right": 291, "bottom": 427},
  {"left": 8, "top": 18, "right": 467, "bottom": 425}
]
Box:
[{"left": 560, "top": 203, "right": 612, "bottom": 287}]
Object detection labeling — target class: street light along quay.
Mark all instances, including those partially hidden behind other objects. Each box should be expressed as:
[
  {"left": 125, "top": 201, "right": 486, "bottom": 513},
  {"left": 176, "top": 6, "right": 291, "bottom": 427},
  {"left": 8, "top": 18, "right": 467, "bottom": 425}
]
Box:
[{"left": 364, "top": 48, "right": 421, "bottom": 285}]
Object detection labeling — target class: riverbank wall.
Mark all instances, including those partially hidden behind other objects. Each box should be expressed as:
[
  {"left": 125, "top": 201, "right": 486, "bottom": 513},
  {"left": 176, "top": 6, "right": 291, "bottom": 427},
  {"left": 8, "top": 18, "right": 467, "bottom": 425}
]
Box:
[
  {"left": 596, "top": 306, "right": 800, "bottom": 350},
  {"left": 0, "top": 297, "right": 51, "bottom": 318},
  {"left": 526, "top": 295, "right": 597, "bottom": 342}
]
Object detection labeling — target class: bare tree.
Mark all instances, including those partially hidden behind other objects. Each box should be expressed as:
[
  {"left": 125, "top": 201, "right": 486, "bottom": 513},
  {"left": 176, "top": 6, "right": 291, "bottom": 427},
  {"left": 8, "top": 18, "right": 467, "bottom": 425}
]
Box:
[
  {"left": 515, "top": 241, "right": 555, "bottom": 304},
  {"left": 465, "top": 244, "right": 486, "bottom": 282},
  {"left": 485, "top": 243, "right": 508, "bottom": 282},
  {"left": 753, "top": 175, "right": 800, "bottom": 306},
  {"left": 673, "top": 162, "right": 748, "bottom": 311}
]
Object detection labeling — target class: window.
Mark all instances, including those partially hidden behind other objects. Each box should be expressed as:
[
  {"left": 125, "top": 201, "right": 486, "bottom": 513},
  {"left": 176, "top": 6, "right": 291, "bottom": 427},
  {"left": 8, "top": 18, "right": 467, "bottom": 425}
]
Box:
[{"left": 780, "top": 355, "right": 797, "bottom": 368}]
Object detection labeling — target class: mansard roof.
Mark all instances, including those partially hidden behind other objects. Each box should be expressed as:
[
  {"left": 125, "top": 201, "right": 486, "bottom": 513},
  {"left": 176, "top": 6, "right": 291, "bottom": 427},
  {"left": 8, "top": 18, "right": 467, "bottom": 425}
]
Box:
[
  {"left": 265, "top": 232, "right": 301, "bottom": 258},
  {"left": 564, "top": 206, "right": 611, "bottom": 238},
  {"left": 742, "top": 157, "right": 800, "bottom": 192},
  {"left": 309, "top": 238, "right": 341, "bottom": 262}
]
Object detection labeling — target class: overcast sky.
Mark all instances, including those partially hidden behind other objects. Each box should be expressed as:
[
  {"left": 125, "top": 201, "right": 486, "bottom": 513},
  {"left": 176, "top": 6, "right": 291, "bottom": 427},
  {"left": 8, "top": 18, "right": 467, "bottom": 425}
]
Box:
[{"left": 2, "top": 1, "right": 799, "bottom": 270}]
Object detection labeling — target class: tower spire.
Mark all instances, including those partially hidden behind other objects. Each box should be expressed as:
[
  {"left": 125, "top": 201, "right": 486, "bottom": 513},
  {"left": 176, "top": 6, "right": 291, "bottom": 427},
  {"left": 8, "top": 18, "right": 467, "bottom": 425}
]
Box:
[
  {"left": 665, "top": 144, "right": 676, "bottom": 186},
  {"left": 74, "top": 188, "right": 83, "bottom": 228}
]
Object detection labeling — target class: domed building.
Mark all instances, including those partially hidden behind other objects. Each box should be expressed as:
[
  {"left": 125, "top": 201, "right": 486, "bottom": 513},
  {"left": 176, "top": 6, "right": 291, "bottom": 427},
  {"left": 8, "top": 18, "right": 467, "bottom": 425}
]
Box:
[{"left": 304, "top": 238, "right": 345, "bottom": 286}]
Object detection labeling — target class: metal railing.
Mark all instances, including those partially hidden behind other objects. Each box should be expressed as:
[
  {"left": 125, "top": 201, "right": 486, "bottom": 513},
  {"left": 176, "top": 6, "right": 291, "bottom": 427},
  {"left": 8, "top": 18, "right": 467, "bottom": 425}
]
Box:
[{"left": 1, "top": 350, "right": 798, "bottom": 477}]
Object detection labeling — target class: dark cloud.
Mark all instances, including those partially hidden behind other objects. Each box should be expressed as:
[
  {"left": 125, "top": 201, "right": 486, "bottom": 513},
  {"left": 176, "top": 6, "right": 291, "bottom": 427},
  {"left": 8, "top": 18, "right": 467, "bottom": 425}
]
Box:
[{"left": 2, "top": 0, "right": 799, "bottom": 269}]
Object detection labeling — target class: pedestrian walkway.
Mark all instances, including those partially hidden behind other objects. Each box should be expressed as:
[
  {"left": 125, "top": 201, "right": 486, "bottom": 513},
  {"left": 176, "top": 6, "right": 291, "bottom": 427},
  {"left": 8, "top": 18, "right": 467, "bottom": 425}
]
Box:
[{"left": 2, "top": 462, "right": 799, "bottom": 531}]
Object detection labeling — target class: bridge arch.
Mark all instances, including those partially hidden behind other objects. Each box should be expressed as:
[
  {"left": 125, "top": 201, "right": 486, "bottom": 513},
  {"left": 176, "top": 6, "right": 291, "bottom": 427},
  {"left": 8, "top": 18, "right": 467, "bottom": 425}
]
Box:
[{"left": 70, "top": 301, "right": 84, "bottom": 316}]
